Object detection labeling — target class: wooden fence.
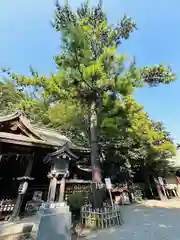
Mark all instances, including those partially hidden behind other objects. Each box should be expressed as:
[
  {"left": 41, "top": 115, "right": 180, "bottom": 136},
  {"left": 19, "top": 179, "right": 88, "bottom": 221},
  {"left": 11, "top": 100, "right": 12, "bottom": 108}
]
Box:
[
  {"left": 81, "top": 205, "right": 123, "bottom": 229},
  {"left": 0, "top": 199, "right": 15, "bottom": 220}
]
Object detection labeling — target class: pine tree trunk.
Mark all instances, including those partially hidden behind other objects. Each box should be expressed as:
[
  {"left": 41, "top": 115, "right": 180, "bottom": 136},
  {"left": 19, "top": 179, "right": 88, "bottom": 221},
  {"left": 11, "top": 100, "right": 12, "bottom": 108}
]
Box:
[
  {"left": 90, "top": 101, "right": 101, "bottom": 183},
  {"left": 90, "top": 101, "right": 103, "bottom": 209}
]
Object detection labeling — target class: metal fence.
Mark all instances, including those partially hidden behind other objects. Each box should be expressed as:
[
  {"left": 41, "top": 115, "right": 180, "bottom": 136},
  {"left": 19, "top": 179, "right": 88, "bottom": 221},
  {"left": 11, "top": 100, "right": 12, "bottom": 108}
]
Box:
[{"left": 81, "top": 205, "right": 123, "bottom": 229}]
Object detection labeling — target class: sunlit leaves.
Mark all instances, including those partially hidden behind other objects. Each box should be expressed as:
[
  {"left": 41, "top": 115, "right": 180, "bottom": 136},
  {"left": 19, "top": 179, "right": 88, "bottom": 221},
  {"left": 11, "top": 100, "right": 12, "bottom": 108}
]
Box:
[
  {"left": 140, "top": 64, "right": 176, "bottom": 86},
  {"left": 0, "top": 79, "right": 26, "bottom": 115}
]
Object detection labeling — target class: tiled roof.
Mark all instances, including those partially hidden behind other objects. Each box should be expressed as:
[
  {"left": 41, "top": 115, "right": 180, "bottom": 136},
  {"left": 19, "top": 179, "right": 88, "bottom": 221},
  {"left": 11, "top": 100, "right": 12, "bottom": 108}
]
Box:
[{"left": 0, "top": 111, "right": 82, "bottom": 149}]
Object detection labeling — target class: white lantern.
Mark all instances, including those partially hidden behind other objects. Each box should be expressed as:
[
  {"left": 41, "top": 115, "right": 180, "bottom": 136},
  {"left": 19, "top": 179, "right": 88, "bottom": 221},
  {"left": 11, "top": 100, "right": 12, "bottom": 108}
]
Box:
[{"left": 18, "top": 181, "right": 28, "bottom": 194}]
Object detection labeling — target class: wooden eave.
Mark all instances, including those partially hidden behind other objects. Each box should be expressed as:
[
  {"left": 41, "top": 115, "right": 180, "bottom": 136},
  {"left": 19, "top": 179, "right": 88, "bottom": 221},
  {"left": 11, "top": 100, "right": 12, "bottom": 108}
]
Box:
[
  {"left": 0, "top": 111, "right": 89, "bottom": 151},
  {"left": 0, "top": 111, "right": 43, "bottom": 140},
  {"left": 0, "top": 132, "right": 54, "bottom": 148},
  {"left": 43, "top": 143, "right": 79, "bottom": 162}
]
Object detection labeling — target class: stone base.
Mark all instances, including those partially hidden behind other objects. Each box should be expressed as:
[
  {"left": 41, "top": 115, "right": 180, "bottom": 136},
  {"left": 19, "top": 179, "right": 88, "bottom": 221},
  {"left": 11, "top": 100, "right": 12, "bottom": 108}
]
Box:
[
  {"left": 0, "top": 216, "right": 40, "bottom": 240},
  {"left": 36, "top": 202, "right": 71, "bottom": 240}
]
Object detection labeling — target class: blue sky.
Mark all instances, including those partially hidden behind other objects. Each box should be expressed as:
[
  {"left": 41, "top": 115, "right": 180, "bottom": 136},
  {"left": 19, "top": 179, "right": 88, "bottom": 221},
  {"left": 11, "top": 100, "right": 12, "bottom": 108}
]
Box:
[{"left": 1, "top": 0, "right": 180, "bottom": 142}]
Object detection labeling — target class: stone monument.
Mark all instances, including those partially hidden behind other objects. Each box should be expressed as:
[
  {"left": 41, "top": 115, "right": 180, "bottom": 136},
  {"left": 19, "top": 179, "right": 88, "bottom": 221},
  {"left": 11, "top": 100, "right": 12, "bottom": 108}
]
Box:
[{"left": 36, "top": 202, "right": 71, "bottom": 240}]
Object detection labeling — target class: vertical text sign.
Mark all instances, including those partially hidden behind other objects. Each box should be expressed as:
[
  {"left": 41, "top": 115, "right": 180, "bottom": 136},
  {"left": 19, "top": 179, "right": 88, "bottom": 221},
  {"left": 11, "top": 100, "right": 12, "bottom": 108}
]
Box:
[{"left": 105, "top": 178, "right": 112, "bottom": 190}]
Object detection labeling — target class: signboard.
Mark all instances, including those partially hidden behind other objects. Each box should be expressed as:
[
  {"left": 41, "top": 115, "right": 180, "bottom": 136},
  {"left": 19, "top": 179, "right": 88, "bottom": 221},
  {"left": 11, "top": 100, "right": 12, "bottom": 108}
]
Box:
[
  {"left": 105, "top": 178, "right": 113, "bottom": 206},
  {"left": 105, "top": 178, "right": 112, "bottom": 190}
]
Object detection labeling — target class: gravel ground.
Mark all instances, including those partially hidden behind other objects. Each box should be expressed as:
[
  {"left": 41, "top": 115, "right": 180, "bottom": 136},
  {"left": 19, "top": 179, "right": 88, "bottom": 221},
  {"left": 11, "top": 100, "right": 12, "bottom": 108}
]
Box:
[{"left": 85, "top": 199, "right": 180, "bottom": 240}]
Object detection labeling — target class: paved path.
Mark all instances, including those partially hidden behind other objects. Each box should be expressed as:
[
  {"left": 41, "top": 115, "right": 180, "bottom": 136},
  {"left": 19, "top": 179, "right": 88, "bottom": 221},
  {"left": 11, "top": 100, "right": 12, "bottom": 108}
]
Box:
[
  {"left": 86, "top": 200, "right": 180, "bottom": 240},
  {"left": 1, "top": 199, "right": 180, "bottom": 239}
]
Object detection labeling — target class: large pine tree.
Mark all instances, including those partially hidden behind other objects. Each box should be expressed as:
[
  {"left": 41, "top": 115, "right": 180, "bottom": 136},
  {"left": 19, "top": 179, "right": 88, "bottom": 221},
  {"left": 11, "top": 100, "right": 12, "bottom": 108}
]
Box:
[
  {"left": 1, "top": 1, "right": 176, "bottom": 184},
  {"left": 51, "top": 1, "right": 176, "bottom": 182},
  {"left": 0, "top": 1, "right": 176, "bottom": 202}
]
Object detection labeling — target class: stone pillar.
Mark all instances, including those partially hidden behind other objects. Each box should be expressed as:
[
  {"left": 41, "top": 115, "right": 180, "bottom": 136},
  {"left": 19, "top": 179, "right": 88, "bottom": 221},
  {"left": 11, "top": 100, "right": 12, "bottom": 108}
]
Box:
[
  {"left": 58, "top": 177, "right": 65, "bottom": 202},
  {"left": 47, "top": 170, "right": 58, "bottom": 202},
  {"left": 37, "top": 204, "right": 71, "bottom": 240},
  {"left": 37, "top": 171, "right": 71, "bottom": 240}
]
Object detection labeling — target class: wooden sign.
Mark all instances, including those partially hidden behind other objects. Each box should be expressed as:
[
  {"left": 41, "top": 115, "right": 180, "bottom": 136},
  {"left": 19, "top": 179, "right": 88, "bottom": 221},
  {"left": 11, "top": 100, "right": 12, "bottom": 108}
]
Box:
[
  {"left": 105, "top": 178, "right": 113, "bottom": 206},
  {"left": 105, "top": 178, "right": 112, "bottom": 190}
]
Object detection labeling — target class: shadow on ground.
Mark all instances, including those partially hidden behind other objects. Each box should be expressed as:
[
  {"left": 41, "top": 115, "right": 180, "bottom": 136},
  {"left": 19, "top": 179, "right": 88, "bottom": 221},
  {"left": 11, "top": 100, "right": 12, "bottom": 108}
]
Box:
[{"left": 86, "top": 201, "right": 180, "bottom": 240}]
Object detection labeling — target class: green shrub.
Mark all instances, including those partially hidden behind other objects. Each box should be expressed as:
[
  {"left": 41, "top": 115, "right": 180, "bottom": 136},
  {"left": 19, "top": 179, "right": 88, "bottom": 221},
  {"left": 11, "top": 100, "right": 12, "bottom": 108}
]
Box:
[{"left": 67, "top": 192, "right": 85, "bottom": 212}]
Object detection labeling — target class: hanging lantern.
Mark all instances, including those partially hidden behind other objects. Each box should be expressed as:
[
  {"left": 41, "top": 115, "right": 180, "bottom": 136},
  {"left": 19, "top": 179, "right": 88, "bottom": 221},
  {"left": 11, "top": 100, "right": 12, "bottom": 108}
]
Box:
[{"left": 18, "top": 181, "right": 28, "bottom": 194}]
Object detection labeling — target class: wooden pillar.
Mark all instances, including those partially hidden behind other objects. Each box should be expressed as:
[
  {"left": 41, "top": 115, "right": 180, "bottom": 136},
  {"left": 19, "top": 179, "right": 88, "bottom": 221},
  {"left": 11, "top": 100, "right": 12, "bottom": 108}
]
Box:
[
  {"left": 10, "top": 156, "right": 34, "bottom": 221},
  {"left": 47, "top": 171, "right": 58, "bottom": 202},
  {"left": 58, "top": 177, "right": 65, "bottom": 202}
]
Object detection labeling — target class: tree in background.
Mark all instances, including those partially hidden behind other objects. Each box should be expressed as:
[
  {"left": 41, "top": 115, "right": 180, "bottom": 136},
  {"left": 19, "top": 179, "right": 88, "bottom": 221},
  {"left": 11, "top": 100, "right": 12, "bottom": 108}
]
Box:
[
  {"left": 0, "top": 78, "right": 26, "bottom": 115},
  {"left": 100, "top": 95, "right": 176, "bottom": 196}
]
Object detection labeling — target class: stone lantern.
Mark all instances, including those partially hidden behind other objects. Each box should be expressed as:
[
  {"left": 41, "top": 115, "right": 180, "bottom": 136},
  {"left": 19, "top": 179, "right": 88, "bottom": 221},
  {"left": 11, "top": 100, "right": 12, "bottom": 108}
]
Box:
[
  {"left": 45, "top": 145, "right": 78, "bottom": 203},
  {"left": 38, "top": 149, "right": 75, "bottom": 240},
  {"left": 51, "top": 154, "right": 70, "bottom": 175}
]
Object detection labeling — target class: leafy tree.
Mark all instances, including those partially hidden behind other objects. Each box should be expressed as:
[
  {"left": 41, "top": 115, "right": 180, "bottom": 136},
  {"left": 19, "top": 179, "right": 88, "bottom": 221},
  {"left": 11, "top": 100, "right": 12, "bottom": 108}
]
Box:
[
  {"left": 100, "top": 96, "right": 175, "bottom": 172},
  {"left": 51, "top": 0, "right": 176, "bottom": 183},
  {"left": 99, "top": 95, "right": 176, "bottom": 198},
  {"left": 0, "top": 78, "right": 25, "bottom": 115}
]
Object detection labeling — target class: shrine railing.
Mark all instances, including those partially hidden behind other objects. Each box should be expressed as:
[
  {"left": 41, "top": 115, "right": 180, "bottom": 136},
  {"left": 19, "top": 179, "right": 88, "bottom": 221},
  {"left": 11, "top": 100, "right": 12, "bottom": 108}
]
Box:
[{"left": 81, "top": 204, "right": 123, "bottom": 229}]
